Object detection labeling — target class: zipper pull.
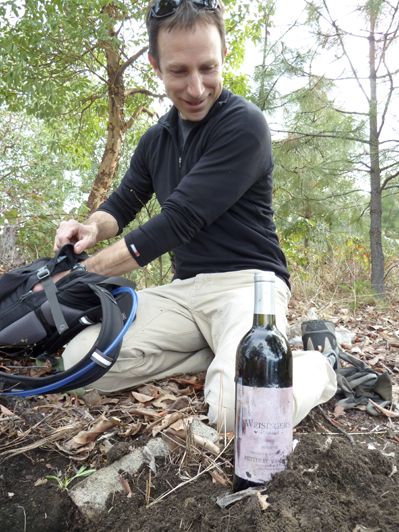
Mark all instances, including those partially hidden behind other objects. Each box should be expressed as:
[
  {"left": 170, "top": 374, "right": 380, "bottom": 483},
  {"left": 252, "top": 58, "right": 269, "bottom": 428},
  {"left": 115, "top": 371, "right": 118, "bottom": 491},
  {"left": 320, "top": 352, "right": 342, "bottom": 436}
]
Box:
[{"left": 178, "top": 156, "right": 182, "bottom": 168}]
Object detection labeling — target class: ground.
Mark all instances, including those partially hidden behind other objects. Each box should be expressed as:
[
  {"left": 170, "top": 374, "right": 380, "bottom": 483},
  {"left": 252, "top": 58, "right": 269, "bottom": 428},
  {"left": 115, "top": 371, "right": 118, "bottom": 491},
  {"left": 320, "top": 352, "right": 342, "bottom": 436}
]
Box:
[{"left": 1, "top": 301, "right": 398, "bottom": 532}]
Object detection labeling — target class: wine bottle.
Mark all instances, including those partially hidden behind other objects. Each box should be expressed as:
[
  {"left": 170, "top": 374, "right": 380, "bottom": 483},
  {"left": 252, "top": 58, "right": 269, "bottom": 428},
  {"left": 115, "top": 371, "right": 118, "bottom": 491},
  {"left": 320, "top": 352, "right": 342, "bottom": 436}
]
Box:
[{"left": 233, "top": 271, "right": 293, "bottom": 492}]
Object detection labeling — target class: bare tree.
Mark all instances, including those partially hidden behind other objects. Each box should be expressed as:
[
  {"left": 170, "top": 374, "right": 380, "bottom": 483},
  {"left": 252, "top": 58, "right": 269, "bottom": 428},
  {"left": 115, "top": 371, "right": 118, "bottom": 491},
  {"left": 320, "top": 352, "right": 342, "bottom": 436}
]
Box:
[{"left": 308, "top": 0, "right": 399, "bottom": 296}]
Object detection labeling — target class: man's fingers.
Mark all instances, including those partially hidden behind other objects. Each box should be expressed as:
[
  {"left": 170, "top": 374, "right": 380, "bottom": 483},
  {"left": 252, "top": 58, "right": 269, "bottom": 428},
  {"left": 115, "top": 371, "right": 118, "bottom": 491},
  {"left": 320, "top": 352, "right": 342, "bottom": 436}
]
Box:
[{"left": 54, "top": 220, "right": 80, "bottom": 251}]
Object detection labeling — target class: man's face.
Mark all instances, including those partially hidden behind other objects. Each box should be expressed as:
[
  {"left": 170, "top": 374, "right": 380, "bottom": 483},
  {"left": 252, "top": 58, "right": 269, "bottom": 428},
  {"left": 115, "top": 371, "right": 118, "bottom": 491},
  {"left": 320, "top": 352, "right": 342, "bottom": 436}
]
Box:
[{"left": 150, "top": 23, "right": 225, "bottom": 121}]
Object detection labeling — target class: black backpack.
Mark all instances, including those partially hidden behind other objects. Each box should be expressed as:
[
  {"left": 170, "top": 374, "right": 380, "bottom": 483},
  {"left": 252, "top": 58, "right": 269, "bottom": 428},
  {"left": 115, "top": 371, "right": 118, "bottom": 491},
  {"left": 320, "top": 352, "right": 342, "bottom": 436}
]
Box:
[{"left": 0, "top": 245, "right": 137, "bottom": 396}]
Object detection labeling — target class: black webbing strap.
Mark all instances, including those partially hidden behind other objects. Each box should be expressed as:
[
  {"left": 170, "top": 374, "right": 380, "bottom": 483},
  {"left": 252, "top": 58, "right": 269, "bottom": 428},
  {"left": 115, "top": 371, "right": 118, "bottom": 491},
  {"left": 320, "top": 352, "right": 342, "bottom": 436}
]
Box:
[{"left": 37, "top": 267, "right": 69, "bottom": 334}]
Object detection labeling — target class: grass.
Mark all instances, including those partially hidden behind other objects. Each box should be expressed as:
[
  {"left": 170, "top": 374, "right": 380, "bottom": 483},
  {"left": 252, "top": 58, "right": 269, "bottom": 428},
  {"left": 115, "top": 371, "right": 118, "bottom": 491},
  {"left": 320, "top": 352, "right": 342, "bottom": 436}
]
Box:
[{"left": 46, "top": 465, "right": 96, "bottom": 491}]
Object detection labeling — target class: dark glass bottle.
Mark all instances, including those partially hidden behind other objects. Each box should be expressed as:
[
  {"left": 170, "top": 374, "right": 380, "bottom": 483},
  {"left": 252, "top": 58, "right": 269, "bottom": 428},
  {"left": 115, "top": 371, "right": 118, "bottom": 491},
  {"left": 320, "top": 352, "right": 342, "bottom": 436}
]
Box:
[{"left": 233, "top": 272, "right": 293, "bottom": 492}]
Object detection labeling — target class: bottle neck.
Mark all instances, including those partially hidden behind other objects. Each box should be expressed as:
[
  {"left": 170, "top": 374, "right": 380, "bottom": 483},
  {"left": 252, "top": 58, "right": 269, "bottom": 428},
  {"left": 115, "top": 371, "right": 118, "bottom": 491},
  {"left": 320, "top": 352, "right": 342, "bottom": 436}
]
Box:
[{"left": 253, "top": 276, "right": 276, "bottom": 328}]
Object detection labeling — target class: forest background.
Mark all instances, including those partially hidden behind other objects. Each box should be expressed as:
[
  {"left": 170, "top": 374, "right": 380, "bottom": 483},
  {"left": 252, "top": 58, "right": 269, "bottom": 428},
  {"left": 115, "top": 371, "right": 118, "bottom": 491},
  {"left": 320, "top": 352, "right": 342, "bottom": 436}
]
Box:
[{"left": 0, "top": 0, "right": 398, "bottom": 304}]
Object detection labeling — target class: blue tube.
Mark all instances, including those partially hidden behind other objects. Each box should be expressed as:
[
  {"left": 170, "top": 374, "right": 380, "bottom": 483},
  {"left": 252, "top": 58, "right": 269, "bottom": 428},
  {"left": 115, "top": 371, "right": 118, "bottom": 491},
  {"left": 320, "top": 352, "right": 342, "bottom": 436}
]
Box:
[{"left": 4, "top": 286, "right": 138, "bottom": 397}]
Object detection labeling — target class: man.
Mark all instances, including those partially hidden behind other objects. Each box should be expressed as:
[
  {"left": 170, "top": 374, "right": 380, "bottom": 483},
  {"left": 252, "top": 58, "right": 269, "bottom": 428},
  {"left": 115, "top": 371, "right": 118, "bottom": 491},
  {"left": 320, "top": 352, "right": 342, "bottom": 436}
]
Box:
[{"left": 58, "top": 0, "right": 337, "bottom": 430}]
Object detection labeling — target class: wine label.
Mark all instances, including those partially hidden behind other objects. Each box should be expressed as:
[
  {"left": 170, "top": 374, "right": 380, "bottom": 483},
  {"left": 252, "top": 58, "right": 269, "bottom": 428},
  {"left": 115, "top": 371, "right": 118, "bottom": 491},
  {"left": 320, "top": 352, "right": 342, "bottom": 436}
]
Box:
[{"left": 234, "top": 384, "right": 293, "bottom": 483}]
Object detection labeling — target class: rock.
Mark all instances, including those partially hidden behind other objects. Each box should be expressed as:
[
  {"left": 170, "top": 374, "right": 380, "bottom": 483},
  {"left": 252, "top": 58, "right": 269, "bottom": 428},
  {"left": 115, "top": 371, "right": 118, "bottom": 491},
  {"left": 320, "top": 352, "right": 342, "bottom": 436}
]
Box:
[
  {"left": 190, "top": 418, "right": 219, "bottom": 443},
  {"left": 68, "top": 438, "right": 169, "bottom": 520}
]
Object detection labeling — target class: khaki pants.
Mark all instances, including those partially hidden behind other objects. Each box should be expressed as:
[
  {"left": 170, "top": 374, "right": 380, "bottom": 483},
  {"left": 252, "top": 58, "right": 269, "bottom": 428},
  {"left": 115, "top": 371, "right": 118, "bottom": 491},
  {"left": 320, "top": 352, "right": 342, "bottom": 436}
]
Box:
[{"left": 63, "top": 270, "right": 337, "bottom": 431}]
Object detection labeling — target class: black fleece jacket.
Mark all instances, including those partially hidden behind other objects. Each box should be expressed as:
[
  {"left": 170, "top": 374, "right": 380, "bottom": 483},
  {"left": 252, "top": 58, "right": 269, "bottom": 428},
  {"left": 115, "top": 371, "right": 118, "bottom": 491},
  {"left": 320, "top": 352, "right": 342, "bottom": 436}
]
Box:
[{"left": 98, "top": 89, "right": 290, "bottom": 287}]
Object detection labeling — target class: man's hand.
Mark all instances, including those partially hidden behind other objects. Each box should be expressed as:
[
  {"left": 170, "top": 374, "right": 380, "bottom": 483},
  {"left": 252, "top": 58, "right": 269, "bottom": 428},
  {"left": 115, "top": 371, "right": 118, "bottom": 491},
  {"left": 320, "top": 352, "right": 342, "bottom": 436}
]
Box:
[{"left": 54, "top": 220, "right": 98, "bottom": 254}]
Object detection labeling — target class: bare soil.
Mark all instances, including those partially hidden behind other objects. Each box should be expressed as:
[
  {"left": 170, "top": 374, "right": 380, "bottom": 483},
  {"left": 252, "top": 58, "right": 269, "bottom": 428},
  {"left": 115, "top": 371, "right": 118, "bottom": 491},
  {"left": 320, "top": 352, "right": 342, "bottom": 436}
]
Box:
[
  {"left": 1, "top": 301, "right": 399, "bottom": 532},
  {"left": 1, "top": 411, "right": 398, "bottom": 532}
]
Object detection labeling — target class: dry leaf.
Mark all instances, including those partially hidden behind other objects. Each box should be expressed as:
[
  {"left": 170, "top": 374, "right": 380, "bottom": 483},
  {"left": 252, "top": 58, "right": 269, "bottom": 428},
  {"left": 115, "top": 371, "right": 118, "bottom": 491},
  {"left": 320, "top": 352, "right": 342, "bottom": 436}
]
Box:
[
  {"left": 167, "top": 396, "right": 190, "bottom": 411},
  {"left": 137, "top": 383, "right": 162, "bottom": 398},
  {"left": 192, "top": 434, "right": 220, "bottom": 455},
  {"left": 369, "top": 400, "right": 399, "bottom": 418},
  {"left": 119, "top": 473, "right": 133, "bottom": 498},
  {"left": 152, "top": 412, "right": 185, "bottom": 436},
  {"left": 170, "top": 375, "right": 204, "bottom": 391},
  {"left": 0, "top": 404, "right": 16, "bottom": 417},
  {"left": 34, "top": 478, "right": 48, "bottom": 487},
  {"left": 127, "top": 406, "right": 162, "bottom": 419},
  {"left": 152, "top": 393, "right": 178, "bottom": 409},
  {"left": 366, "top": 356, "right": 380, "bottom": 366},
  {"left": 131, "top": 391, "right": 154, "bottom": 403},
  {"left": 120, "top": 422, "right": 142, "bottom": 438},
  {"left": 64, "top": 416, "right": 120, "bottom": 450},
  {"left": 256, "top": 492, "right": 270, "bottom": 511},
  {"left": 334, "top": 404, "right": 346, "bottom": 418},
  {"left": 209, "top": 469, "right": 230, "bottom": 487},
  {"left": 82, "top": 389, "right": 103, "bottom": 408}
]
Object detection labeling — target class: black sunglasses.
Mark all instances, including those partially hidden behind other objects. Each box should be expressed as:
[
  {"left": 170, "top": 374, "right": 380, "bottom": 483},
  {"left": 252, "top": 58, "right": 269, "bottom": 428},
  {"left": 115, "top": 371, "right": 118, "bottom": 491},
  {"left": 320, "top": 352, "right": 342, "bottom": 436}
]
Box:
[{"left": 150, "top": 0, "right": 220, "bottom": 19}]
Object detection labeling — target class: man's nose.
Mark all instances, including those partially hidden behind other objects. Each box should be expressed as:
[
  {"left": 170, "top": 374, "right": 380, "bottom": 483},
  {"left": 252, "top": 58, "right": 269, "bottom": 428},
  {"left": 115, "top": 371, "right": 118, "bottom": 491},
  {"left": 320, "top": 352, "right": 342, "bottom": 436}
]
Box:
[{"left": 187, "top": 72, "right": 204, "bottom": 98}]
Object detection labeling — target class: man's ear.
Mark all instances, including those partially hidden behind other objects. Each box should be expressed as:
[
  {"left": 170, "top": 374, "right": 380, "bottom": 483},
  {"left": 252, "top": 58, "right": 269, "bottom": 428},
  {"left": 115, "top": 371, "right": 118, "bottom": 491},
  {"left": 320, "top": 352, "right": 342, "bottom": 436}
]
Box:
[
  {"left": 148, "top": 53, "right": 162, "bottom": 78},
  {"left": 223, "top": 47, "right": 228, "bottom": 60}
]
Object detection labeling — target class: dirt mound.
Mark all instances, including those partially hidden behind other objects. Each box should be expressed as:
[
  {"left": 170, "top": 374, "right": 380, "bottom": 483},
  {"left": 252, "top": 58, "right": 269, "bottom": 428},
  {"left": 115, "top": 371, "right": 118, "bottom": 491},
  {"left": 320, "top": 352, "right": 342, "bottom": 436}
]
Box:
[{"left": 87, "top": 433, "right": 398, "bottom": 532}]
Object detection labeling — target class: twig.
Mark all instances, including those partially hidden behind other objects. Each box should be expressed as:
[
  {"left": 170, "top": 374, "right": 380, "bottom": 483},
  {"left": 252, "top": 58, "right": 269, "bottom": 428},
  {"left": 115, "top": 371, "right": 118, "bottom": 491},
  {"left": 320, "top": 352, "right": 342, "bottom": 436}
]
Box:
[
  {"left": 146, "top": 438, "right": 233, "bottom": 508},
  {"left": 17, "top": 505, "right": 27, "bottom": 532},
  {"left": 317, "top": 406, "right": 355, "bottom": 445},
  {"left": 147, "top": 461, "right": 218, "bottom": 508},
  {"left": 0, "top": 424, "right": 81, "bottom": 460}
]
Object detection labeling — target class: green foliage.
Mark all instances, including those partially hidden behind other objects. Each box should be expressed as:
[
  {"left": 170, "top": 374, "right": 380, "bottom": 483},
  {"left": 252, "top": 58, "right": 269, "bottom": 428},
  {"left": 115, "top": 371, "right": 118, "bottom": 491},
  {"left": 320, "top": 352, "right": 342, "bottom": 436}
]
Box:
[
  {"left": 270, "top": 80, "right": 367, "bottom": 266},
  {"left": 0, "top": 109, "right": 96, "bottom": 258},
  {"left": 382, "top": 192, "right": 399, "bottom": 239},
  {"left": 46, "top": 465, "right": 96, "bottom": 491}
]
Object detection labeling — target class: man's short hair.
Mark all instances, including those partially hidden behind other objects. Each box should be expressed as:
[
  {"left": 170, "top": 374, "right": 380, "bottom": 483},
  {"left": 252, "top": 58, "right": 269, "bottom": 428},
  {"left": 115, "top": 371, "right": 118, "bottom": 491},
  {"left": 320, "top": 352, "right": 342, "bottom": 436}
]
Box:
[{"left": 146, "top": 0, "right": 226, "bottom": 65}]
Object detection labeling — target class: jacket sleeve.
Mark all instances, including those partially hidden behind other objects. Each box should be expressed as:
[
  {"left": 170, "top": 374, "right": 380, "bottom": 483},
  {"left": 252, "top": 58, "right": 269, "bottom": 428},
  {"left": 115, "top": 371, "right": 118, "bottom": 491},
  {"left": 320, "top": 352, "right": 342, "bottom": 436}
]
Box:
[
  {"left": 96, "top": 132, "right": 154, "bottom": 233},
  {"left": 124, "top": 102, "right": 273, "bottom": 267}
]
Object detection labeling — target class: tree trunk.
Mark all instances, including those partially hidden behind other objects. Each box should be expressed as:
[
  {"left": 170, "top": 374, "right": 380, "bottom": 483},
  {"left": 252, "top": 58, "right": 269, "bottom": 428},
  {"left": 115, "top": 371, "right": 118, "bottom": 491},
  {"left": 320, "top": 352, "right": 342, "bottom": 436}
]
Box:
[
  {"left": 87, "top": 12, "right": 125, "bottom": 213},
  {"left": 368, "top": 13, "right": 385, "bottom": 296}
]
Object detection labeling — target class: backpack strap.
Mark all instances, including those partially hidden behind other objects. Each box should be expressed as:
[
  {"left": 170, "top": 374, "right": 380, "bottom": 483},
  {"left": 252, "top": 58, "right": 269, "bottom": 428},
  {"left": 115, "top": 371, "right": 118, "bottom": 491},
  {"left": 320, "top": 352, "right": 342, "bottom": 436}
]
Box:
[
  {"left": 0, "top": 282, "right": 137, "bottom": 395},
  {"left": 36, "top": 266, "right": 69, "bottom": 334}
]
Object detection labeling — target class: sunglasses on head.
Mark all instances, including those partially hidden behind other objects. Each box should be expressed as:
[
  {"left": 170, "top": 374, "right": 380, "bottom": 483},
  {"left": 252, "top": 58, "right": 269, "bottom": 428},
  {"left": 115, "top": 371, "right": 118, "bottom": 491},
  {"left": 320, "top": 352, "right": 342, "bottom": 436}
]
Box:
[{"left": 150, "top": 0, "right": 220, "bottom": 19}]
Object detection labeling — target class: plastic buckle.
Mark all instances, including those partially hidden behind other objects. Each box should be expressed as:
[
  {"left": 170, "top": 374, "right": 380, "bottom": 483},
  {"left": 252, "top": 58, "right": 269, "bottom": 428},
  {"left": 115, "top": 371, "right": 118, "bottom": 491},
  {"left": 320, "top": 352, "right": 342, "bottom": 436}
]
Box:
[
  {"left": 72, "top": 263, "right": 87, "bottom": 272},
  {"left": 36, "top": 266, "right": 50, "bottom": 280}
]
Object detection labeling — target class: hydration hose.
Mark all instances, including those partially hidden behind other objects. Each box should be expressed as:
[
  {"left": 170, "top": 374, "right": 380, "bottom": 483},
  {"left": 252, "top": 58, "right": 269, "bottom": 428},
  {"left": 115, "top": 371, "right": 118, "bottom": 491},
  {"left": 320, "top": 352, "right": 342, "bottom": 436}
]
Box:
[{"left": 2, "top": 286, "right": 138, "bottom": 397}]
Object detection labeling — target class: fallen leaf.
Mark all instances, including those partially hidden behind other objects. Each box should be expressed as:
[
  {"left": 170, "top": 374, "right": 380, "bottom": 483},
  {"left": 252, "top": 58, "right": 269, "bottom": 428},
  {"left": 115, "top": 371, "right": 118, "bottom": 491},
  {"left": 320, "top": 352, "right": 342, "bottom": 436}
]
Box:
[
  {"left": 34, "top": 478, "right": 48, "bottom": 487},
  {"left": 152, "top": 393, "right": 178, "bottom": 409},
  {"left": 120, "top": 422, "right": 142, "bottom": 438},
  {"left": 368, "top": 400, "right": 399, "bottom": 418},
  {"left": 64, "top": 416, "right": 120, "bottom": 450},
  {"left": 167, "top": 396, "right": 190, "bottom": 411},
  {"left": 209, "top": 469, "right": 230, "bottom": 487},
  {"left": 170, "top": 375, "right": 204, "bottom": 391},
  {"left": 82, "top": 389, "right": 103, "bottom": 408},
  {"left": 334, "top": 404, "right": 346, "bottom": 418},
  {"left": 152, "top": 412, "right": 185, "bottom": 436},
  {"left": 192, "top": 434, "right": 220, "bottom": 455},
  {"left": 0, "top": 404, "right": 16, "bottom": 417},
  {"left": 127, "top": 406, "right": 162, "bottom": 419},
  {"left": 256, "top": 491, "right": 270, "bottom": 511},
  {"left": 366, "top": 355, "right": 380, "bottom": 366},
  {"left": 119, "top": 473, "right": 133, "bottom": 498},
  {"left": 131, "top": 391, "right": 154, "bottom": 403},
  {"left": 137, "top": 383, "right": 162, "bottom": 398}
]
